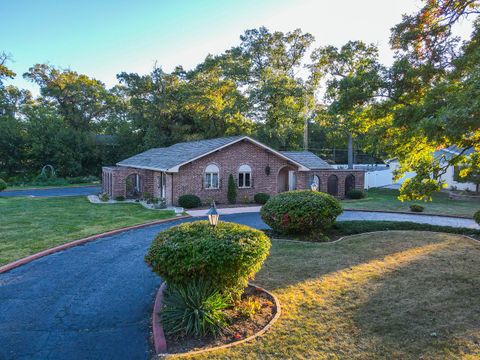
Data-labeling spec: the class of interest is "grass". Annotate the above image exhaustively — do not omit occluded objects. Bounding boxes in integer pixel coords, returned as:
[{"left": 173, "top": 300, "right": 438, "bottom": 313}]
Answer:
[
  {"left": 188, "top": 231, "right": 480, "bottom": 359},
  {"left": 0, "top": 196, "right": 175, "bottom": 265},
  {"left": 342, "top": 187, "right": 480, "bottom": 218}
]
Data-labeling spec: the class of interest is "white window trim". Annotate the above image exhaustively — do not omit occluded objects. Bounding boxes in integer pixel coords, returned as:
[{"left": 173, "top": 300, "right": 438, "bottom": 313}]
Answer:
[
  {"left": 205, "top": 164, "right": 220, "bottom": 190},
  {"left": 238, "top": 165, "right": 252, "bottom": 188}
]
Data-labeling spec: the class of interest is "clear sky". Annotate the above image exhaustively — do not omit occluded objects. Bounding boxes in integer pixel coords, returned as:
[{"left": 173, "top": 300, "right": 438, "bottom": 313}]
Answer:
[{"left": 1, "top": 0, "right": 473, "bottom": 95}]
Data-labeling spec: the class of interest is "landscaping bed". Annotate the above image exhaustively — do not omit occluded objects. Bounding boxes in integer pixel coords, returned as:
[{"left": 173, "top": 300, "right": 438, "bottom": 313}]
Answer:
[
  {"left": 264, "top": 220, "right": 480, "bottom": 242},
  {"left": 163, "top": 285, "right": 277, "bottom": 354}
]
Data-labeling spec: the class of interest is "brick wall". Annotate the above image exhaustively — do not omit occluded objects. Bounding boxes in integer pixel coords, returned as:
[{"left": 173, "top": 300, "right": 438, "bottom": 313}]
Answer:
[
  {"left": 101, "top": 166, "right": 155, "bottom": 198},
  {"left": 297, "top": 169, "right": 365, "bottom": 199},
  {"left": 171, "top": 140, "right": 297, "bottom": 205}
]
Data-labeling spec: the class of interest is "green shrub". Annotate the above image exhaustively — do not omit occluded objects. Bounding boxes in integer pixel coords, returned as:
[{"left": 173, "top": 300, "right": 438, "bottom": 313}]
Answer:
[
  {"left": 0, "top": 178, "right": 7, "bottom": 192},
  {"left": 160, "top": 280, "right": 230, "bottom": 337},
  {"left": 474, "top": 210, "right": 480, "bottom": 225},
  {"left": 178, "top": 194, "right": 201, "bottom": 208},
  {"left": 254, "top": 192, "right": 270, "bottom": 204},
  {"left": 145, "top": 220, "right": 271, "bottom": 300},
  {"left": 227, "top": 174, "right": 237, "bottom": 204},
  {"left": 261, "top": 190, "right": 343, "bottom": 235},
  {"left": 410, "top": 204, "right": 425, "bottom": 212},
  {"left": 346, "top": 189, "right": 366, "bottom": 199},
  {"left": 115, "top": 195, "right": 125, "bottom": 201},
  {"left": 99, "top": 193, "right": 109, "bottom": 202}
]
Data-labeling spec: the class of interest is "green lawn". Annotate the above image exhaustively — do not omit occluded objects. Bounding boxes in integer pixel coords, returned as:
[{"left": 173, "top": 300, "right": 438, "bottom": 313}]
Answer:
[
  {"left": 342, "top": 188, "right": 480, "bottom": 218},
  {"left": 190, "top": 231, "right": 480, "bottom": 359},
  {"left": 0, "top": 196, "right": 175, "bottom": 265}
]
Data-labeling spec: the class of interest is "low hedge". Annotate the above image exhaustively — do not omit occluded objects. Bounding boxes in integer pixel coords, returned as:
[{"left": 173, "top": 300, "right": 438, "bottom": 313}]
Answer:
[
  {"left": 410, "top": 204, "right": 425, "bottom": 212},
  {"left": 145, "top": 220, "right": 271, "bottom": 300},
  {"left": 261, "top": 190, "right": 343, "bottom": 234},
  {"left": 474, "top": 210, "right": 480, "bottom": 225},
  {"left": 346, "top": 189, "right": 366, "bottom": 199},
  {"left": 254, "top": 192, "right": 270, "bottom": 204},
  {"left": 178, "top": 194, "right": 201, "bottom": 208}
]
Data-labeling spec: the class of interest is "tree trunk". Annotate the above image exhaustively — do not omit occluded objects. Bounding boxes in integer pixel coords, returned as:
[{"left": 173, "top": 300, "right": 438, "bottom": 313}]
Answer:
[{"left": 347, "top": 133, "right": 353, "bottom": 169}]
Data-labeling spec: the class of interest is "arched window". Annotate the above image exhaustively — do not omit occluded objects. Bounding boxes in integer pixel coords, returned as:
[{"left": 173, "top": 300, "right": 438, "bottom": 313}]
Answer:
[
  {"left": 327, "top": 174, "right": 338, "bottom": 196},
  {"left": 310, "top": 174, "right": 320, "bottom": 191},
  {"left": 238, "top": 164, "right": 252, "bottom": 188},
  {"left": 205, "top": 164, "right": 219, "bottom": 189},
  {"left": 345, "top": 174, "right": 355, "bottom": 195}
]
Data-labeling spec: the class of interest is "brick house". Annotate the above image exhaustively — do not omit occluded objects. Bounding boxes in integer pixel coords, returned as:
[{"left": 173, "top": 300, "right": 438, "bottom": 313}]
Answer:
[{"left": 102, "top": 136, "right": 364, "bottom": 205}]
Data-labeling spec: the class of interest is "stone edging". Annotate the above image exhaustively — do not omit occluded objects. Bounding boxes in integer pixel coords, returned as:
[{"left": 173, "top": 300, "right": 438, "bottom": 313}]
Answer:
[
  {"left": 0, "top": 215, "right": 191, "bottom": 274},
  {"left": 153, "top": 283, "right": 282, "bottom": 358},
  {"left": 343, "top": 208, "right": 473, "bottom": 219}
]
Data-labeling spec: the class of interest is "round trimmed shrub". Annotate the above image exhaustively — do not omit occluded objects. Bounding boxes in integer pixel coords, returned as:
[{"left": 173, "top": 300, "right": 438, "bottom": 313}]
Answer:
[
  {"left": 254, "top": 192, "right": 270, "bottom": 204},
  {"left": 473, "top": 210, "right": 480, "bottom": 225},
  {"left": 346, "top": 189, "right": 366, "bottom": 199},
  {"left": 261, "top": 190, "right": 343, "bottom": 234},
  {"left": 410, "top": 204, "right": 425, "bottom": 212},
  {"left": 0, "top": 179, "right": 7, "bottom": 192},
  {"left": 145, "top": 220, "right": 271, "bottom": 300},
  {"left": 178, "top": 194, "right": 201, "bottom": 208}
]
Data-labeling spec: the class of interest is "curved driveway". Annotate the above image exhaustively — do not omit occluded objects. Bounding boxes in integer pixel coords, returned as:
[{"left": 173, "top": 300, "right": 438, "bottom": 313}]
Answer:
[
  {"left": 0, "top": 213, "right": 264, "bottom": 360},
  {"left": 0, "top": 211, "right": 477, "bottom": 360}
]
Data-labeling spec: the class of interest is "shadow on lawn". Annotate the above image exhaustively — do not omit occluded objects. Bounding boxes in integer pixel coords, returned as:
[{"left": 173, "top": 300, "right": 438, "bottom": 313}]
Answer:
[
  {"left": 352, "top": 236, "right": 480, "bottom": 358},
  {"left": 251, "top": 232, "right": 480, "bottom": 358}
]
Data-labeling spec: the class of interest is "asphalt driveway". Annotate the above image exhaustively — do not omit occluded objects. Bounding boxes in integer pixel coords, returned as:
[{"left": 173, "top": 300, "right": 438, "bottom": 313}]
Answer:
[
  {"left": 0, "top": 213, "right": 265, "bottom": 360},
  {"left": 0, "top": 186, "right": 101, "bottom": 197}
]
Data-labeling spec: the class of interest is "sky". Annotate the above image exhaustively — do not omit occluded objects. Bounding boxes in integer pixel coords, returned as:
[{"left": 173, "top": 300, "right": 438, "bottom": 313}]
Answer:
[{"left": 1, "top": 0, "right": 474, "bottom": 95}]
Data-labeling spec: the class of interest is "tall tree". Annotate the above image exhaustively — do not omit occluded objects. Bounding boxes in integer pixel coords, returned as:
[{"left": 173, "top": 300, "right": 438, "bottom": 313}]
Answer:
[
  {"left": 310, "top": 41, "right": 383, "bottom": 168},
  {"left": 378, "top": 0, "right": 480, "bottom": 199}
]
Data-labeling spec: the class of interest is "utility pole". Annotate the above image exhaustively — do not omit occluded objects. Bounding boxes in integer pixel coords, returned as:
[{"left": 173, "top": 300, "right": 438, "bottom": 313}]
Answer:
[
  {"left": 303, "top": 116, "right": 308, "bottom": 151},
  {"left": 347, "top": 133, "right": 353, "bottom": 169}
]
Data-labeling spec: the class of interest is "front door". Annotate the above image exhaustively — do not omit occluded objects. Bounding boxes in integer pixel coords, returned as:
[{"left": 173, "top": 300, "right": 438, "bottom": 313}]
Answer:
[
  {"left": 288, "top": 171, "right": 296, "bottom": 191},
  {"left": 158, "top": 172, "right": 166, "bottom": 198}
]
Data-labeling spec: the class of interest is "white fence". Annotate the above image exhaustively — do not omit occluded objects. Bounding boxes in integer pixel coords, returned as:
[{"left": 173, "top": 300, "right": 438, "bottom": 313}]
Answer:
[{"left": 364, "top": 169, "right": 394, "bottom": 189}]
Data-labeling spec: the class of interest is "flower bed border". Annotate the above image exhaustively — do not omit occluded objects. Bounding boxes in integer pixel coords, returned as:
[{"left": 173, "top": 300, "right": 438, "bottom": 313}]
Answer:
[{"left": 152, "top": 282, "right": 281, "bottom": 357}]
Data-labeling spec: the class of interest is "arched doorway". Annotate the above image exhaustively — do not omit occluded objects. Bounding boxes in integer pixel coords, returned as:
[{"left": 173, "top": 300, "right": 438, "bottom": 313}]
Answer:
[
  {"left": 345, "top": 174, "right": 355, "bottom": 195},
  {"left": 277, "top": 166, "right": 296, "bottom": 192},
  {"left": 310, "top": 174, "right": 320, "bottom": 191},
  {"left": 327, "top": 174, "right": 338, "bottom": 196},
  {"left": 125, "top": 173, "right": 143, "bottom": 198}
]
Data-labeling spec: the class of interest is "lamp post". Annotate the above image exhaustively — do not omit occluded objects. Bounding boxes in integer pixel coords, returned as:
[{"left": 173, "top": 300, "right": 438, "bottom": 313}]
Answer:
[
  {"left": 206, "top": 201, "right": 220, "bottom": 227},
  {"left": 310, "top": 179, "right": 318, "bottom": 192}
]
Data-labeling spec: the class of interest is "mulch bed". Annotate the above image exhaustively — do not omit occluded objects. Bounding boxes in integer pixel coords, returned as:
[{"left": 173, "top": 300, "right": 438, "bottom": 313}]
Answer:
[{"left": 164, "top": 285, "right": 276, "bottom": 354}]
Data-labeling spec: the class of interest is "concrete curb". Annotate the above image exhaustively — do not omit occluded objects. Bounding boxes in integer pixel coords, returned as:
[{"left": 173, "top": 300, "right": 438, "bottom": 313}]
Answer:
[
  {"left": 343, "top": 208, "right": 474, "bottom": 219},
  {"left": 153, "top": 283, "right": 281, "bottom": 358},
  {"left": 0, "top": 215, "right": 191, "bottom": 274}
]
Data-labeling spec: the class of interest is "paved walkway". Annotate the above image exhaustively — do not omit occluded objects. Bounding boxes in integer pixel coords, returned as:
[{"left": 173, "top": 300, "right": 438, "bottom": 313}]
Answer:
[
  {"left": 188, "top": 207, "right": 479, "bottom": 229},
  {"left": 0, "top": 186, "right": 101, "bottom": 198}
]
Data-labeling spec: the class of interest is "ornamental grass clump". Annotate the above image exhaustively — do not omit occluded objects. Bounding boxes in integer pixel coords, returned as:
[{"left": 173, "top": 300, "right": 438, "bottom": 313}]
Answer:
[
  {"left": 261, "top": 190, "right": 343, "bottom": 235},
  {"left": 145, "top": 220, "right": 271, "bottom": 301}
]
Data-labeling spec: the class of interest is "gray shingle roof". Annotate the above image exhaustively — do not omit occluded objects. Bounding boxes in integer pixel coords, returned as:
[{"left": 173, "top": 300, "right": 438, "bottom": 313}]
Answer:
[
  {"left": 280, "top": 151, "right": 332, "bottom": 169},
  {"left": 117, "top": 136, "right": 244, "bottom": 171}
]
